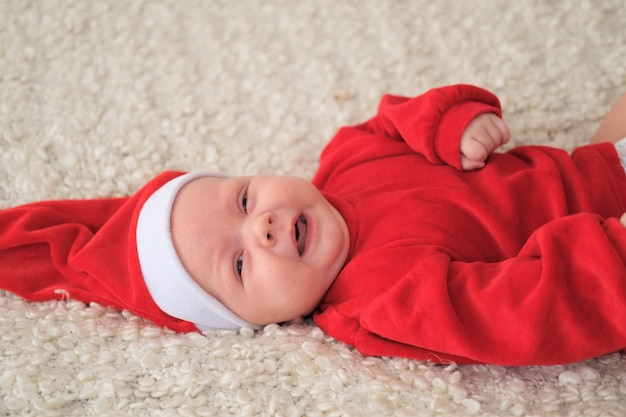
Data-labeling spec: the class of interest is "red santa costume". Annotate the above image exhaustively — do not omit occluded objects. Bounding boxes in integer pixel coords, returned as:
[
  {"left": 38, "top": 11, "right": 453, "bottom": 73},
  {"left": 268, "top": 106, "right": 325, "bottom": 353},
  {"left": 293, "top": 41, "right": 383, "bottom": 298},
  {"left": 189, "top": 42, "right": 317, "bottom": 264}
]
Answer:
[
  {"left": 0, "top": 170, "right": 261, "bottom": 332},
  {"left": 312, "top": 84, "right": 626, "bottom": 365}
]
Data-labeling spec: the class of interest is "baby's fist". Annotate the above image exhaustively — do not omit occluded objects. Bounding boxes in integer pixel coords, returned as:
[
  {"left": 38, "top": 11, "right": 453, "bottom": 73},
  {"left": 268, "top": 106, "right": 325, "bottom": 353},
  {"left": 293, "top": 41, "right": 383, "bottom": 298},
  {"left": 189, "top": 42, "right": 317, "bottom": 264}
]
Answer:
[{"left": 460, "top": 113, "right": 510, "bottom": 170}]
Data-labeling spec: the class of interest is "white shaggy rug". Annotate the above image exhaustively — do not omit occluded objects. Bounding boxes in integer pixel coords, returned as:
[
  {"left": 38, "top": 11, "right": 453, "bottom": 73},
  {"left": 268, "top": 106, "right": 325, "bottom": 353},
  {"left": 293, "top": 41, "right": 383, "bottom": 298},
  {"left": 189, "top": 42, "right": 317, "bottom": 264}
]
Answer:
[{"left": 2, "top": 1, "right": 626, "bottom": 416}]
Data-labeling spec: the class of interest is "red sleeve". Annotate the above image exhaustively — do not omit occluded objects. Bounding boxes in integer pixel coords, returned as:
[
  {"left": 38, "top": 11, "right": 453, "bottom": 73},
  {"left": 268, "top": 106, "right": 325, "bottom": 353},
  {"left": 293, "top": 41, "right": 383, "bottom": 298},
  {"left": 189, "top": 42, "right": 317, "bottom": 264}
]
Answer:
[
  {"left": 316, "top": 214, "right": 626, "bottom": 365},
  {"left": 372, "top": 84, "right": 502, "bottom": 169},
  {"left": 314, "top": 85, "right": 503, "bottom": 187}
]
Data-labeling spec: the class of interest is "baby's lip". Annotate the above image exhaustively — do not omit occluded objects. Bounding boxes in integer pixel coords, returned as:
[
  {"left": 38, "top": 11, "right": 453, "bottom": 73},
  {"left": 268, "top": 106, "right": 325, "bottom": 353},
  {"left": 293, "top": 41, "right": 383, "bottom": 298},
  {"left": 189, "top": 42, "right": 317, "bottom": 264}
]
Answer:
[{"left": 294, "top": 214, "right": 308, "bottom": 256}]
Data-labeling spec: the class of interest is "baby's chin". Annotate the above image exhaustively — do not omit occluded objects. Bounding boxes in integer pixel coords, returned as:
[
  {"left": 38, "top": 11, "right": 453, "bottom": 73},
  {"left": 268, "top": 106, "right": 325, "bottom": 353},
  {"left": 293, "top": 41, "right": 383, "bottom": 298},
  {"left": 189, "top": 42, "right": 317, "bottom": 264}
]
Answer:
[
  {"left": 247, "top": 301, "right": 322, "bottom": 327},
  {"left": 282, "top": 317, "right": 304, "bottom": 325}
]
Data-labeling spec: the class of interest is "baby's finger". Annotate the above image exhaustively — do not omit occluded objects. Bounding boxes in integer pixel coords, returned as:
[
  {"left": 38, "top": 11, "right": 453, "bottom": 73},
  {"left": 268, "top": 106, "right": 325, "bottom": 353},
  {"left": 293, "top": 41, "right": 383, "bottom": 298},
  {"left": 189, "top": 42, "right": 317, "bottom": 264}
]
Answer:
[
  {"left": 461, "top": 136, "right": 490, "bottom": 163},
  {"left": 461, "top": 154, "right": 486, "bottom": 171},
  {"left": 479, "top": 115, "right": 508, "bottom": 151},
  {"left": 491, "top": 116, "right": 511, "bottom": 146}
]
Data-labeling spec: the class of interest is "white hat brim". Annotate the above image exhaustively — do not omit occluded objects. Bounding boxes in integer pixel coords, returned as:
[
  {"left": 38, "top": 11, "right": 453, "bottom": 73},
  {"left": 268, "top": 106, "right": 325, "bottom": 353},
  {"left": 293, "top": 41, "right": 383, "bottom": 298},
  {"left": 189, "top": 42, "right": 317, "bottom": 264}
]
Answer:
[{"left": 136, "top": 171, "right": 262, "bottom": 331}]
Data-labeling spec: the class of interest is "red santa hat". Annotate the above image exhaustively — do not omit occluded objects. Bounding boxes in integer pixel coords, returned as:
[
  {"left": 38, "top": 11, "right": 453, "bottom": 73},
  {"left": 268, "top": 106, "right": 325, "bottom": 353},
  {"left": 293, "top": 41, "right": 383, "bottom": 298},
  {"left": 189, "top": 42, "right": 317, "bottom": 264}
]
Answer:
[{"left": 0, "top": 170, "right": 261, "bottom": 332}]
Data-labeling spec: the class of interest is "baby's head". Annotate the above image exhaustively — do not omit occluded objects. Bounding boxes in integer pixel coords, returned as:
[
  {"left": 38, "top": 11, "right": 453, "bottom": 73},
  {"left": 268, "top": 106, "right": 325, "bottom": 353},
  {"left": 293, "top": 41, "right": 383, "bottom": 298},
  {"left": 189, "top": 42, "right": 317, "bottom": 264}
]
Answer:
[{"left": 137, "top": 172, "right": 350, "bottom": 330}]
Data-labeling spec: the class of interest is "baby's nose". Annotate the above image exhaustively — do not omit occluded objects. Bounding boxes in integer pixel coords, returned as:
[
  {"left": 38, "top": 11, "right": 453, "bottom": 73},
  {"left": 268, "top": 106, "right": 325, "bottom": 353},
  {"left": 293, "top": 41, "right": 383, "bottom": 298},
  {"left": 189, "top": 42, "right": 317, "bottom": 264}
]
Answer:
[{"left": 253, "top": 212, "right": 276, "bottom": 247}]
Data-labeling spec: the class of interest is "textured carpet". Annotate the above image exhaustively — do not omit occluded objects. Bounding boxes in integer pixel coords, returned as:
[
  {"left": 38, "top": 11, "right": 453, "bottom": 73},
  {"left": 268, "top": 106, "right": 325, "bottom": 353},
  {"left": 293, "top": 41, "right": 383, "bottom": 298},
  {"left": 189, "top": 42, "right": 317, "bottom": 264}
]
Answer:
[{"left": 2, "top": 1, "right": 626, "bottom": 416}]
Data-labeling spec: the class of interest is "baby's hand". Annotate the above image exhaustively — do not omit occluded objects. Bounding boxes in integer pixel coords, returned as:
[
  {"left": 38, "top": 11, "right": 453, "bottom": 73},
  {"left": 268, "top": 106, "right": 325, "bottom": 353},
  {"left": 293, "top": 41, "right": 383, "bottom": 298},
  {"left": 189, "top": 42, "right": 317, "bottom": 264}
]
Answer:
[
  {"left": 460, "top": 113, "right": 510, "bottom": 171},
  {"left": 620, "top": 213, "right": 626, "bottom": 227}
]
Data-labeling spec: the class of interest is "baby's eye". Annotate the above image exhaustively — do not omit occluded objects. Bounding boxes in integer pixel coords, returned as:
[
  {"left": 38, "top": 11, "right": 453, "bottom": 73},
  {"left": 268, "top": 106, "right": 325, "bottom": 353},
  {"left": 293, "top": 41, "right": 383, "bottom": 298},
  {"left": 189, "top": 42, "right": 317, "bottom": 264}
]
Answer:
[
  {"left": 236, "top": 255, "right": 244, "bottom": 277},
  {"left": 241, "top": 192, "right": 248, "bottom": 214}
]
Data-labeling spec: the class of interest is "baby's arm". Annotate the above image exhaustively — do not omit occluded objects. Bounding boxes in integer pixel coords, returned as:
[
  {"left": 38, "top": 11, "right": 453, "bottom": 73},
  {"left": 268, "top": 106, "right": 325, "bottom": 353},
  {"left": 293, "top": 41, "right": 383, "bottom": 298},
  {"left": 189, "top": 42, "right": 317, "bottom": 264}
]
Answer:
[
  {"left": 346, "top": 213, "right": 626, "bottom": 365},
  {"left": 370, "top": 85, "right": 503, "bottom": 170},
  {"left": 459, "top": 113, "right": 510, "bottom": 170}
]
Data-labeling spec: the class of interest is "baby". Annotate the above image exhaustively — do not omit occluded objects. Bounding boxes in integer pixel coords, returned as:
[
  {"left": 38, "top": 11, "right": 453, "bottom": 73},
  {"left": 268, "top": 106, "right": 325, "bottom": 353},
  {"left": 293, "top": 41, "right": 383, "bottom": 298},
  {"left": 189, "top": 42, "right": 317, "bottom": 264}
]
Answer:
[{"left": 2, "top": 84, "right": 626, "bottom": 366}]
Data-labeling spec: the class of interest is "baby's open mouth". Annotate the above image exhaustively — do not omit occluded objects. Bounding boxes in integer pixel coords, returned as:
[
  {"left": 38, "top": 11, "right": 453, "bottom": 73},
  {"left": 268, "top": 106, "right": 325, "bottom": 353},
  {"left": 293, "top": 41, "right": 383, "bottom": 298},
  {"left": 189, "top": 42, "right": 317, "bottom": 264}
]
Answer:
[{"left": 295, "top": 215, "right": 308, "bottom": 256}]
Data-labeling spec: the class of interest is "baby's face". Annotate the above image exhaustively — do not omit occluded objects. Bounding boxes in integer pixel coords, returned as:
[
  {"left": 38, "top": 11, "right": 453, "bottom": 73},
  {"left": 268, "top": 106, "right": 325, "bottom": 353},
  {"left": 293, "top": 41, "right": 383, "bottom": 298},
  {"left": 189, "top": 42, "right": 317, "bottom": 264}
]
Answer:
[{"left": 170, "top": 175, "right": 350, "bottom": 325}]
